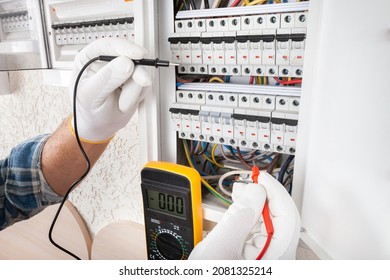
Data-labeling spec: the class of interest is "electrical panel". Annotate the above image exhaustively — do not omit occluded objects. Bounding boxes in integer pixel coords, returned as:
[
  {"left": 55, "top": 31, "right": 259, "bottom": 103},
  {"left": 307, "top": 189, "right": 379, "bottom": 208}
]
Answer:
[
  {"left": 0, "top": 0, "right": 49, "bottom": 71},
  {"left": 168, "top": 2, "right": 308, "bottom": 156},
  {"left": 43, "top": 0, "right": 137, "bottom": 69}
]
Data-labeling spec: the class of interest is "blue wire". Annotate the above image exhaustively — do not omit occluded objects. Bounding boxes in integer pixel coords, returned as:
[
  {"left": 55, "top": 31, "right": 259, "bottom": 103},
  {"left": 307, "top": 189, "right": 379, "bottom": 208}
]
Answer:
[
  {"left": 205, "top": 151, "right": 217, "bottom": 175},
  {"left": 224, "top": 145, "right": 251, "bottom": 155},
  {"left": 191, "top": 156, "right": 208, "bottom": 176},
  {"left": 278, "top": 155, "right": 295, "bottom": 184},
  {"left": 225, "top": 75, "right": 231, "bottom": 83},
  {"left": 261, "top": 153, "right": 274, "bottom": 162},
  {"left": 208, "top": 162, "right": 217, "bottom": 175},
  {"left": 223, "top": 144, "right": 274, "bottom": 162},
  {"left": 192, "top": 140, "right": 198, "bottom": 151}
]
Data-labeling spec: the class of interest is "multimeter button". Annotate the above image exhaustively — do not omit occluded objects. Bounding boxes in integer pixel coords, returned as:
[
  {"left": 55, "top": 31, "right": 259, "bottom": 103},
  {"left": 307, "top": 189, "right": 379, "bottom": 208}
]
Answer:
[{"left": 156, "top": 233, "right": 183, "bottom": 260}]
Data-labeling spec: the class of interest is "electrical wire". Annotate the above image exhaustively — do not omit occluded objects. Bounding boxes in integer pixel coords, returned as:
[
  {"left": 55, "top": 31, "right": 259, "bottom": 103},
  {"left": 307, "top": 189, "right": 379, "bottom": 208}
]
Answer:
[
  {"left": 176, "top": 0, "right": 184, "bottom": 12},
  {"left": 205, "top": 152, "right": 218, "bottom": 175},
  {"left": 190, "top": 139, "right": 195, "bottom": 155},
  {"left": 218, "top": 170, "right": 252, "bottom": 196},
  {"left": 204, "top": 0, "right": 210, "bottom": 8},
  {"left": 251, "top": 151, "right": 274, "bottom": 163},
  {"left": 219, "top": 0, "right": 230, "bottom": 7},
  {"left": 48, "top": 57, "right": 101, "bottom": 260},
  {"left": 278, "top": 155, "right": 295, "bottom": 184},
  {"left": 220, "top": 146, "right": 244, "bottom": 165},
  {"left": 194, "top": 141, "right": 201, "bottom": 154},
  {"left": 236, "top": 147, "right": 252, "bottom": 169},
  {"left": 209, "top": 76, "right": 225, "bottom": 83},
  {"left": 283, "top": 171, "right": 294, "bottom": 186},
  {"left": 196, "top": 141, "right": 209, "bottom": 155},
  {"left": 189, "top": 0, "right": 197, "bottom": 9},
  {"left": 230, "top": 0, "right": 242, "bottom": 7},
  {"left": 211, "top": 144, "right": 225, "bottom": 169},
  {"left": 221, "top": 145, "right": 260, "bottom": 165},
  {"left": 182, "top": 0, "right": 191, "bottom": 10},
  {"left": 182, "top": 139, "right": 232, "bottom": 206},
  {"left": 191, "top": 155, "right": 209, "bottom": 176},
  {"left": 266, "top": 153, "right": 281, "bottom": 174},
  {"left": 247, "top": 0, "right": 268, "bottom": 6},
  {"left": 212, "top": 0, "right": 221, "bottom": 8},
  {"left": 273, "top": 77, "right": 302, "bottom": 85}
]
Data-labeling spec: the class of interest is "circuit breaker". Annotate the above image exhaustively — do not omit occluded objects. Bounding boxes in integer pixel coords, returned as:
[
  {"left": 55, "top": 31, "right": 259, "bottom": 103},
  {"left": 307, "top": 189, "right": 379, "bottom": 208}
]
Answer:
[
  {"left": 0, "top": 0, "right": 49, "bottom": 71},
  {"left": 43, "top": 0, "right": 138, "bottom": 69}
]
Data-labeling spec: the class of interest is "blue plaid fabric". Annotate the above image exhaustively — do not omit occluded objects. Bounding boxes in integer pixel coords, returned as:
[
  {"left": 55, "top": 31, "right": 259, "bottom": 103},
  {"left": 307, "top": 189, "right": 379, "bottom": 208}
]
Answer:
[{"left": 0, "top": 135, "right": 63, "bottom": 230}]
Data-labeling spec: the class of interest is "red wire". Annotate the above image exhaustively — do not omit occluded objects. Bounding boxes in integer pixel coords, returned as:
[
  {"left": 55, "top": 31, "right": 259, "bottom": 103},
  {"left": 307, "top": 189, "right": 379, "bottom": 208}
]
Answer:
[
  {"left": 230, "top": 0, "right": 241, "bottom": 7},
  {"left": 249, "top": 76, "right": 254, "bottom": 84},
  {"left": 256, "top": 203, "right": 274, "bottom": 260},
  {"left": 273, "top": 77, "right": 302, "bottom": 85},
  {"left": 252, "top": 165, "right": 274, "bottom": 260},
  {"left": 274, "top": 77, "right": 303, "bottom": 85}
]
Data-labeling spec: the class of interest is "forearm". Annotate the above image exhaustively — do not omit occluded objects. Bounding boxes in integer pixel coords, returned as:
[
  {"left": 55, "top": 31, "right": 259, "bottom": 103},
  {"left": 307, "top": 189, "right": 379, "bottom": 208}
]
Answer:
[{"left": 41, "top": 117, "right": 110, "bottom": 197}]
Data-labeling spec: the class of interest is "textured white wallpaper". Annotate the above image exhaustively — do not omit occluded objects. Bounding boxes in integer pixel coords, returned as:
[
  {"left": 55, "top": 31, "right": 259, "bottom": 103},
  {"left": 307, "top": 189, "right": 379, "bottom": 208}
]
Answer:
[{"left": 0, "top": 70, "right": 143, "bottom": 238}]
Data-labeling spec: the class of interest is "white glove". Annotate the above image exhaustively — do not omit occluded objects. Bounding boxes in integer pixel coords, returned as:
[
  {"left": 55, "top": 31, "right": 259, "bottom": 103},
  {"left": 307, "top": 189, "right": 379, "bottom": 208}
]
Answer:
[
  {"left": 189, "top": 172, "right": 300, "bottom": 260},
  {"left": 243, "top": 172, "right": 301, "bottom": 260},
  {"left": 189, "top": 182, "right": 266, "bottom": 259},
  {"left": 69, "top": 38, "right": 152, "bottom": 143}
]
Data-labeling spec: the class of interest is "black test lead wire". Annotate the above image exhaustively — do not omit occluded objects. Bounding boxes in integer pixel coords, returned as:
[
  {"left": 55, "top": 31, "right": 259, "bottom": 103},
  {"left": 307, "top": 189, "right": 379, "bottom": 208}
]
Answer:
[{"left": 48, "top": 57, "right": 175, "bottom": 260}]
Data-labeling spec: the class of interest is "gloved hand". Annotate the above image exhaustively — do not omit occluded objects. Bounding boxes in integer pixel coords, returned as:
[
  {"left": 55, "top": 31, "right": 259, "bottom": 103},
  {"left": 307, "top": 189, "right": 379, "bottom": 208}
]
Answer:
[
  {"left": 189, "top": 172, "right": 301, "bottom": 260},
  {"left": 189, "top": 182, "right": 266, "bottom": 259},
  {"left": 69, "top": 38, "right": 152, "bottom": 143}
]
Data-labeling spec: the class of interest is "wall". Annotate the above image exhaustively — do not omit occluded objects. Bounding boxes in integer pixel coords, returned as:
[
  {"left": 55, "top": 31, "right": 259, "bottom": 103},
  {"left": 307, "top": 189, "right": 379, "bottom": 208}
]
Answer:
[
  {"left": 0, "top": 70, "right": 144, "bottom": 238},
  {"left": 294, "top": 0, "right": 390, "bottom": 259}
]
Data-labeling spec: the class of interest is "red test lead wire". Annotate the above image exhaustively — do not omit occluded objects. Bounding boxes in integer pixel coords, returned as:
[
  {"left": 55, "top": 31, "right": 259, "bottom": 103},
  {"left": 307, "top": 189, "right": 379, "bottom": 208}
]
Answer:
[{"left": 251, "top": 165, "right": 274, "bottom": 260}]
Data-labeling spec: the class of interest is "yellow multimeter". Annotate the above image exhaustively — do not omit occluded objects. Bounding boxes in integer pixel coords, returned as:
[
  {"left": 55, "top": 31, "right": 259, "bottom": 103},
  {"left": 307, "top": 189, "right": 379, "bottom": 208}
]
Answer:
[{"left": 141, "top": 161, "right": 203, "bottom": 260}]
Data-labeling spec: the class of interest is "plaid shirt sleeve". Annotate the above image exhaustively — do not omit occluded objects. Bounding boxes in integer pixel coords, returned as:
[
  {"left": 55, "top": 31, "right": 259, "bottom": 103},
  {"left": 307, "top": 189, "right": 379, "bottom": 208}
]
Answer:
[{"left": 0, "top": 134, "right": 63, "bottom": 230}]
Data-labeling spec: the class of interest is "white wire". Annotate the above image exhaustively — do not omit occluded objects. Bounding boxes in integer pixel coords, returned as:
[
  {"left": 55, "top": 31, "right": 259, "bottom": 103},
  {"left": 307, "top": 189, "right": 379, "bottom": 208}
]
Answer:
[
  {"left": 194, "top": 141, "right": 201, "bottom": 154},
  {"left": 212, "top": 0, "right": 221, "bottom": 8},
  {"left": 218, "top": 170, "right": 253, "bottom": 197},
  {"left": 222, "top": 164, "right": 244, "bottom": 170}
]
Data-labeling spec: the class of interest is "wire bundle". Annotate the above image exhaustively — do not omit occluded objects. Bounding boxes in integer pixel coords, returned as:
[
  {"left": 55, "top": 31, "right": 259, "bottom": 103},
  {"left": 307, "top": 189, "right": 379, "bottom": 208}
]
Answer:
[{"left": 181, "top": 139, "right": 293, "bottom": 207}]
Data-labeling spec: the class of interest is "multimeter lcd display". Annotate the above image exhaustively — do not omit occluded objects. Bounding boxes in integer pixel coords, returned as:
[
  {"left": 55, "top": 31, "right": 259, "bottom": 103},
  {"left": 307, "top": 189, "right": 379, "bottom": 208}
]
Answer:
[{"left": 146, "top": 189, "right": 186, "bottom": 218}]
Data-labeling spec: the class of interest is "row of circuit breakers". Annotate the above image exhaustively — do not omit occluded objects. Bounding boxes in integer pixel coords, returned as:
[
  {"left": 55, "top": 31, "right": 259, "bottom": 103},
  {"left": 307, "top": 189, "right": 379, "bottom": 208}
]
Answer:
[
  {"left": 170, "top": 89, "right": 299, "bottom": 155},
  {"left": 169, "top": 11, "right": 307, "bottom": 77},
  {"left": 51, "top": 16, "right": 135, "bottom": 46},
  {"left": 1, "top": 11, "right": 30, "bottom": 33}
]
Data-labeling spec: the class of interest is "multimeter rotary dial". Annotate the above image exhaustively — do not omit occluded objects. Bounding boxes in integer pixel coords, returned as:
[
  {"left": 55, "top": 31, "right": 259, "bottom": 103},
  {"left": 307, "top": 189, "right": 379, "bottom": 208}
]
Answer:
[
  {"left": 152, "top": 229, "right": 189, "bottom": 260},
  {"left": 141, "top": 162, "right": 202, "bottom": 260}
]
